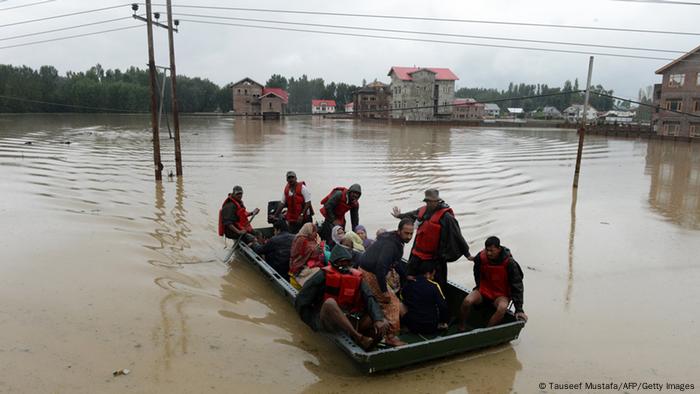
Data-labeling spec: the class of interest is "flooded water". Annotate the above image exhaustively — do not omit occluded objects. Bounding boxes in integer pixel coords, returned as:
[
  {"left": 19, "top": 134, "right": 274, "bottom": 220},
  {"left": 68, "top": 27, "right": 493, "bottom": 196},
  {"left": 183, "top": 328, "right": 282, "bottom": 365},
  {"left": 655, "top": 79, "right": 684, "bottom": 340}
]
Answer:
[{"left": 1, "top": 114, "right": 698, "bottom": 393}]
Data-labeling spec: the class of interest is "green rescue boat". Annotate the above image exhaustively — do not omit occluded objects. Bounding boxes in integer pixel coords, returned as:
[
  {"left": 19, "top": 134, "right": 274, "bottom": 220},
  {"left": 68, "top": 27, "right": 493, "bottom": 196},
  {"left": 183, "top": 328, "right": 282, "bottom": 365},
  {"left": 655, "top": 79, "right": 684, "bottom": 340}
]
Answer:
[{"left": 229, "top": 227, "right": 525, "bottom": 374}]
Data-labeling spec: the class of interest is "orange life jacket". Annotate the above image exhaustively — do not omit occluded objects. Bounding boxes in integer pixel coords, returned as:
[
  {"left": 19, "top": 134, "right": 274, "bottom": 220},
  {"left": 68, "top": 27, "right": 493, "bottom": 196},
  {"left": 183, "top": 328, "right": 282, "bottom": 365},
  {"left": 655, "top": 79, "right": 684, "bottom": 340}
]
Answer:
[
  {"left": 284, "top": 181, "right": 306, "bottom": 222},
  {"left": 477, "top": 250, "right": 511, "bottom": 300},
  {"left": 218, "top": 195, "right": 253, "bottom": 236},
  {"left": 319, "top": 187, "right": 358, "bottom": 227},
  {"left": 412, "top": 206, "right": 453, "bottom": 260},
  {"left": 322, "top": 265, "right": 364, "bottom": 313}
]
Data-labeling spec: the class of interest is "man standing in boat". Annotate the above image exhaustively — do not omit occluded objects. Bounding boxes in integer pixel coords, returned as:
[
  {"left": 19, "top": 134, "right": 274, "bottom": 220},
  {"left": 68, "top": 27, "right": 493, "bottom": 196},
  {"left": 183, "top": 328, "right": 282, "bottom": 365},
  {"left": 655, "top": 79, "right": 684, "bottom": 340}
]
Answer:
[
  {"left": 392, "top": 189, "right": 472, "bottom": 289},
  {"left": 459, "top": 236, "right": 527, "bottom": 328},
  {"left": 319, "top": 183, "right": 362, "bottom": 243},
  {"left": 295, "top": 245, "right": 388, "bottom": 351},
  {"left": 271, "top": 171, "right": 313, "bottom": 234},
  {"left": 219, "top": 185, "right": 259, "bottom": 244}
]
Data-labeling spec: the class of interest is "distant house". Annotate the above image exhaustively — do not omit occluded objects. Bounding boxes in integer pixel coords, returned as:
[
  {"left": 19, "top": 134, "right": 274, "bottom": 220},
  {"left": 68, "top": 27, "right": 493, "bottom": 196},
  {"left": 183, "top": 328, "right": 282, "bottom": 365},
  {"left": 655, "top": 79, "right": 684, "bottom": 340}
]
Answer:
[
  {"left": 231, "top": 77, "right": 288, "bottom": 118},
  {"left": 311, "top": 99, "right": 336, "bottom": 114},
  {"left": 652, "top": 44, "right": 700, "bottom": 137},
  {"left": 452, "top": 98, "right": 485, "bottom": 120},
  {"left": 532, "top": 106, "right": 563, "bottom": 120},
  {"left": 344, "top": 102, "right": 354, "bottom": 113},
  {"left": 484, "top": 103, "right": 500, "bottom": 118},
  {"left": 388, "top": 66, "right": 458, "bottom": 121},
  {"left": 599, "top": 110, "right": 634, "bottom": 125},
  {"left": 563, "top": 104, "right": 598, "bottom": 123},
  {"left": 353, "top": 81, "right": 391, "bottom": 119},
  {"left": 507, "top": 108, "right": 525, "bottom": 118}
]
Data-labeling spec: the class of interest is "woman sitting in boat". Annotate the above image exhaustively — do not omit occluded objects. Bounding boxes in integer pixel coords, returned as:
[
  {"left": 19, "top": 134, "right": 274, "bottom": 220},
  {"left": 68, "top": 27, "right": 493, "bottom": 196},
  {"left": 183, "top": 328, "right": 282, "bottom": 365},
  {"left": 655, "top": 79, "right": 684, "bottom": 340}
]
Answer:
[
  {"left": 354, "top": 225, "right": 374, "bottom": 249},
  {"left": 339, "top": 231, "right": 365, "bottom": 267},
  {"left": 294, "top": 245, "right": 388, "bottom": 351},
  {"left": 289, "top": 223, "right": 326, "bottom": 289}
]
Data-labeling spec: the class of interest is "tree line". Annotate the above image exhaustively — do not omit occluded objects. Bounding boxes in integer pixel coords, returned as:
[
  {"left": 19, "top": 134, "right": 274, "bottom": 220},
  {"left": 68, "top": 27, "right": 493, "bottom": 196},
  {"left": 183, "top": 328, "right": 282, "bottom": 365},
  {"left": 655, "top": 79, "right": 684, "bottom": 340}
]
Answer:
[
  {"left": 455, "top": 80, "right": 615, "bottom": 112},
  {"left": 1, "top": 63, "right": 619, "bottom": 114}
]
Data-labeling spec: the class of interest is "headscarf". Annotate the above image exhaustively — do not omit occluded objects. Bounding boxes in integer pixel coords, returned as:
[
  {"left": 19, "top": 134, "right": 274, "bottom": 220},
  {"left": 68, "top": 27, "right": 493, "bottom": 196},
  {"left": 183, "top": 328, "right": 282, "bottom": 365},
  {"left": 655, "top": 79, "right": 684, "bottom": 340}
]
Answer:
[
  {"left": 343, "top": 231, "right": 365, "bottom": 252},
  {"left": 354, "top": 225, "right": 374, "bottom": 249},
  {"left": 289, "top": 223, "right": 323, "bottom": 275},
  {"left": 331, "top": 225, "right": 345, "bottom": 246}
]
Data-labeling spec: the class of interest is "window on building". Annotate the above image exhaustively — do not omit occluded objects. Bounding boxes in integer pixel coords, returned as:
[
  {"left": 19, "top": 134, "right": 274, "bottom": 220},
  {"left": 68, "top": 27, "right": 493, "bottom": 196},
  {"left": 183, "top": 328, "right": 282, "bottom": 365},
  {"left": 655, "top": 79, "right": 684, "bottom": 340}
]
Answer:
[
  {"left": 664, "top": 123, "right": 680, "bottom": 136},
  {"left": 690, "top": 124, "right": 700, "bottom": 137},
  {"left": 694, "top": 99, "right": 700, "bottom": 112},
  {"left": 697, "top": 73, "right": 700, "bottom": 86},
  {"left": 669, "top": 74, "right": 685, "bottom": 87},
  {"left": 666, "top": 99, "right": 682, "bottom": 111}
]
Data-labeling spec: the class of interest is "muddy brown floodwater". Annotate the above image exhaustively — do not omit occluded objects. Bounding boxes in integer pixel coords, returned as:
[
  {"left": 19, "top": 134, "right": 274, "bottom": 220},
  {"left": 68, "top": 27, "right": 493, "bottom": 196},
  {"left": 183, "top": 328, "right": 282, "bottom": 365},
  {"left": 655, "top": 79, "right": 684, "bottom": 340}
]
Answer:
[{"left": 0, "top": 114, "right": 698, "bottom": 393}]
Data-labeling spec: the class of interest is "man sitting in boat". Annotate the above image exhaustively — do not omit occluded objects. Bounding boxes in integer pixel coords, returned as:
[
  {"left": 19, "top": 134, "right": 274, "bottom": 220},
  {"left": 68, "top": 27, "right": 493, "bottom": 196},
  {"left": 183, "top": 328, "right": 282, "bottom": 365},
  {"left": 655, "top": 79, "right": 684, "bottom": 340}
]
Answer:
[
  {"left": 459, "top": 236, "right": 528, "bottom": 329},
  {"left": 400, "top": 261, "right": 449, "bottom": 335},
  {"left": 319, "top": 184, "right": 362, "bottom": 243},
  {"left": 251, "top": 219, "right": 295, "bottom": 281},
  {"left": 392, "top": 189, "right": 472, "bottom": 289},
  {"left": 295, "top": 245, "right": 388, "bottom": 351},
  {"left": 219, "top": 185, "right": 260, "bottom": 244},
  {"left": 357, "top": 218, "right": 414, "bottom": 347},
  {"left": 270, "top": 171, "right": 313, "bottom": 234}
]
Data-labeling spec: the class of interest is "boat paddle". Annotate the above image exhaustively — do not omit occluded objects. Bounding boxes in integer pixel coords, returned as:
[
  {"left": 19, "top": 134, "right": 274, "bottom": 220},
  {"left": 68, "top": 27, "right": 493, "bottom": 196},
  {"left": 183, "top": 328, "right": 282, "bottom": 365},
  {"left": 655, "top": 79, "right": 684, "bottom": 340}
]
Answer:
[{"left": 223, "top": 210, "right": 259, "bottom": 263}]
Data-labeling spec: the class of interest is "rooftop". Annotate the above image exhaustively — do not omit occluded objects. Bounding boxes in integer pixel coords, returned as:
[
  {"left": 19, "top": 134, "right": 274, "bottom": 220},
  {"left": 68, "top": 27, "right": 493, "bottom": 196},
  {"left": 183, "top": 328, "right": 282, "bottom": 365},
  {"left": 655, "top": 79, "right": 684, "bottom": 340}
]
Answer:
[{"left": 388, "top": 66, "right": 459, "bottom": 81}]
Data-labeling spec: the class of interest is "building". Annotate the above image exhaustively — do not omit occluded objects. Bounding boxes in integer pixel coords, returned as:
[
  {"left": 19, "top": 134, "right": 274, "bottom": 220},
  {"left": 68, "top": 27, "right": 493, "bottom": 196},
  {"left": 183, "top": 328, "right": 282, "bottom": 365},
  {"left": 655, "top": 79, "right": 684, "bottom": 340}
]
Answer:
[
  {"left": 353, "top": 81, "right": 392, "bottom": 119},
  {"left": 531, "top": 106, "right": 563, "bottom": 120},
  {"left": 231, "top": 77, "right": 288, "bottom": 118},
  {"left": 388, "top": 66, "right": 458, "bottom": 121},
  {"left": 653, "top": 44, "right": 700, "bottom": 137},
  {"left": 344, "top": 102, "right": 354, "bottom": 113},
  {"left": 231, "top": 77, "right": 263, "bottom": 115},
  {"left": 484, "top": 103, "right": 501, "bottom": 118},
  {"left": 311, "top": 99, "right": 336, "bottom": 114},
  {"left": 563, "top": 104, "right": 598, "bottom": 123},
  {"left": 598, "top": 110, "right": 635, "bottom": 125},
  {"left": 507, "top": 108, "right": 525, "bottom": 118},
  {"left": 452, "top": 98, "right": 485, "bottom": 120}
]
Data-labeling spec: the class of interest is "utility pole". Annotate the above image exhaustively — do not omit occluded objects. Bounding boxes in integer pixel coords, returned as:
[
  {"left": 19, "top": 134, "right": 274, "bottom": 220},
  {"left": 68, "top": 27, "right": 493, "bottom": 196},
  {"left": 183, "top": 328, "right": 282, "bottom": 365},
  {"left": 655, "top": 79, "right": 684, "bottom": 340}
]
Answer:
[
  {"left": 573, "top": 56, "right": 594, "bottom": 188},
  {"left": 145, "top": 0, "right": 162, "bottom": 181},
  {"left": 166, "top": 0, "right": 183, "bottom": 176}
]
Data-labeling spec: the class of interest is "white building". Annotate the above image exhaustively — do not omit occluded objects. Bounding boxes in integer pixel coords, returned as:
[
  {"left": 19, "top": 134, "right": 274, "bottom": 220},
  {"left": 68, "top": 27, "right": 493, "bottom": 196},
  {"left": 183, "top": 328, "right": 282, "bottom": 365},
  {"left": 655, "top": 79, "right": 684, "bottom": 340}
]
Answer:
[
  {"left": 484, "top": 103, "right": 501, "bottom": 118},
  {"left": 311, "top": 99, "right": 336, "bottom": 114},
  {"left": 563, "top": 104, "right": 598, "bottom": 123}
]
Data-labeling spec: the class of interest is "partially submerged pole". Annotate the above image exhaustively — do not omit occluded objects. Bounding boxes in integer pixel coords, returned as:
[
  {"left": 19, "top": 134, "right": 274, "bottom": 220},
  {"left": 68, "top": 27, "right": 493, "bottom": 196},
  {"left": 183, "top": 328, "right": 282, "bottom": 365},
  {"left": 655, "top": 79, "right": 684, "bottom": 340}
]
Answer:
[
  {"left": 145, "top": 0, "right": 162, "bottom": 181},
  {"left": 166, "top": 0, "right": 183, "bottom": 177},
  {"left": 573, "top": 56, "right": 594, "bottom": 188}
]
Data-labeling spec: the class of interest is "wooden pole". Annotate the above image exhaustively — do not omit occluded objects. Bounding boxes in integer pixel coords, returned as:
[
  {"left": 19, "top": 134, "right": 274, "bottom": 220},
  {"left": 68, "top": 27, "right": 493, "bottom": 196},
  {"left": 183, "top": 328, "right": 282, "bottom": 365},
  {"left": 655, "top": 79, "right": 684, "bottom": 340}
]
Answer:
[
  {"left": 573, "top": 56, "right": 594, "bottom": 188},
  {"left": 166, "top": 0, "right": 183, "bottom": 176},
  {"left": 145, "top": 0, "right": 162, "bottom": 181}
]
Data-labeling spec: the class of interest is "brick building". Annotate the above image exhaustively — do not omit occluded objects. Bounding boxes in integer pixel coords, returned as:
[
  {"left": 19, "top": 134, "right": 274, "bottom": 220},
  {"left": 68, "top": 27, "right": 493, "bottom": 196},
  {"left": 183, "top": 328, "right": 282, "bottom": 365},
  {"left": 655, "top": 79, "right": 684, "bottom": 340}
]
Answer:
[
  {"left": 388, "top": 66, "right": 458, "bottom": 121},
  {"left": 452, "top": 98, "right": 485, "bottom": 120},
  {"left": 231, "top": 78, "right": 288, "bottom": 118},
  {"left": 653, "top": 44, "right": 700, "bottom": 137},
  {"left": 353, "top": 81, "right": 391, "bottom": 119}
]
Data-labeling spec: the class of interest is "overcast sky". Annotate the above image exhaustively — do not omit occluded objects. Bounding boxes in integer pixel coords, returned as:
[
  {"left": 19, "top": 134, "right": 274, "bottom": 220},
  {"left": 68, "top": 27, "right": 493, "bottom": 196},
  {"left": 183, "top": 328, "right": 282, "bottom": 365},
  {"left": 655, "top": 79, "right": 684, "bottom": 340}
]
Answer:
[{"left": 2, "top": 0, "right": 699, "bottom": 99}]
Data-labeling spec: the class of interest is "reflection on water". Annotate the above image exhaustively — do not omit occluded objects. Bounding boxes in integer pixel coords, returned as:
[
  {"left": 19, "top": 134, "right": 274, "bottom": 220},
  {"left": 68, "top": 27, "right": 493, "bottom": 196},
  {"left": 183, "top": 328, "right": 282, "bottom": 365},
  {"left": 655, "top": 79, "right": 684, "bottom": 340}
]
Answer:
[{"left": 645, "top": 141, "right": 700, "bottom": 229}]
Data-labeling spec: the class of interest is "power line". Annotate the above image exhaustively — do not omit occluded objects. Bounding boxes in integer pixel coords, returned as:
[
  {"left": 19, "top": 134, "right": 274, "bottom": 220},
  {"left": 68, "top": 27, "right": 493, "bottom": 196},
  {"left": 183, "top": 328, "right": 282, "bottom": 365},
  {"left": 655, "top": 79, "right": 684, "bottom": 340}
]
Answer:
[
  {"left": 0, "top": 0, "right": 54, "bottom": 11},
  {"left": 613, "top": 0, "right": 700, "bottom": 5},
  {"left": 0, "top": 25, "right": 141, "bottom": 50},
  {"left": 0, "top": 94, "right": 148, "bottom": 113},
  {"left": 180, "top": 19, "right": 697, "bottom": 64},
  {"left": 177, "top": 12, "right": 687, "bottom": 55},
  {"left": 0, "top": 16, "right": 133, "bottom": 42},
  {"left": 589, "top": 91, "right": 700, "bottom": 119},
  {"left": 0, "top": 4, "right": 126, "bottom": 28},
  {"left": 155, "top": 3, "right": 700, "bottom": 37}
]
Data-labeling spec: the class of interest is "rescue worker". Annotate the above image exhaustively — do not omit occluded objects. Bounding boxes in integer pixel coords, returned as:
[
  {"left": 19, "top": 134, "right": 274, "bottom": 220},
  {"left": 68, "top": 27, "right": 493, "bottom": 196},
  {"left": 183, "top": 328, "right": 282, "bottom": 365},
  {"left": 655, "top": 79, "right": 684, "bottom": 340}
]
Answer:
[
  {"left": 459, "top": 236, "right": 527, "bottom": 329},
  {"left": 295, "top": 245, "right": 388, "bottom": 351},
  {"left": 319, "top": 183, "right": 361, "bottom": 243},
  {"left": 271, "top": 171, "right": 312, "bottom": 234},
  {"left": 392, "top": 189, "right": 472, "bottom": 289},
  {"left": 219, "top": 185, "right": 260, "bottom": 244}
]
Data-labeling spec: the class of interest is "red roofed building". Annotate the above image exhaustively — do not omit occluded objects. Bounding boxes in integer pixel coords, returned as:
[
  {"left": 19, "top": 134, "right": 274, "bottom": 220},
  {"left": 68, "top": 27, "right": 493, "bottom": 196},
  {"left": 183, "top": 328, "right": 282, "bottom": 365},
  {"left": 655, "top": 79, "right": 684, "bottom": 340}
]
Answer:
[
  {"left": 388, "top": 66, "right": 458, "bottom": 121},
  {"left": 452, "top": 98, "right": 485, "bottom": 120},
  {"left": 231, "top": 77, "right": 288, "bottom": 119},
  {"left": 311, "top": 99, "right": 336, "bottom": 114}
]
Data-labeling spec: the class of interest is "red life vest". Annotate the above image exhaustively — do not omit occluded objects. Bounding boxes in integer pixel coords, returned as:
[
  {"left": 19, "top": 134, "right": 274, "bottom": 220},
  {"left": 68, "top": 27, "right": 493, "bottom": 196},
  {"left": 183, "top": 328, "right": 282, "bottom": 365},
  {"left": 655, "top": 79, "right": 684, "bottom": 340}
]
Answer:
[
  {"left": 218, "top": 195, "right": 253, "bottom": 235},
  {"left": 319, "top": 187, "right": 358, "bottom": 227},
  {"left": 412, "top": 206, "right": 453, "bottom": 260},
  {"left": 477, "top": 250, "right": 511, "bottom": 300},
  {"left": 284, "top": 181, "right": 306, "bottom": 222},
  {"left": 322, "top": 265, "right": 364, "bottom": 313}
]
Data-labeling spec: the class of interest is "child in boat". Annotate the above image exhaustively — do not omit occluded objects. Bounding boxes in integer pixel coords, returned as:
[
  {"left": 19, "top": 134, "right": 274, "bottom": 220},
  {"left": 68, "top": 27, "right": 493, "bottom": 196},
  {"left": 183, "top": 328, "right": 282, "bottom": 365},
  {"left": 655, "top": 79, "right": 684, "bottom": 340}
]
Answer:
[{"left": 400, "top": 261, "right": 449, "bottom": 335}]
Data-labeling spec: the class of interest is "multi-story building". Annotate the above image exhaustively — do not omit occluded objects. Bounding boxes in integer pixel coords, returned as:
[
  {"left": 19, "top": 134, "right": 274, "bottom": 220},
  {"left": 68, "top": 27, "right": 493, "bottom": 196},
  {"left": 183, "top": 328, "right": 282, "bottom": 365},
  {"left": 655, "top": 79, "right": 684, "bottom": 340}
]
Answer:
[
  {"left": 484, "top": 103, "right": 501, "bottom": 118},
  {"left": 452, "top": 98, "right": 485, "bottom": 120},
  {"left": 388, "top": 66, "right": 458, "bottom": 121},
  {"left": 231, "top": 77, "right": 288, "bottom": 118},
  {"left": 653, "top": 44, "right": 700, "bottom": 137},
  {"left": 353, "top": 81, "right": 392, "bottom": 119}
]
